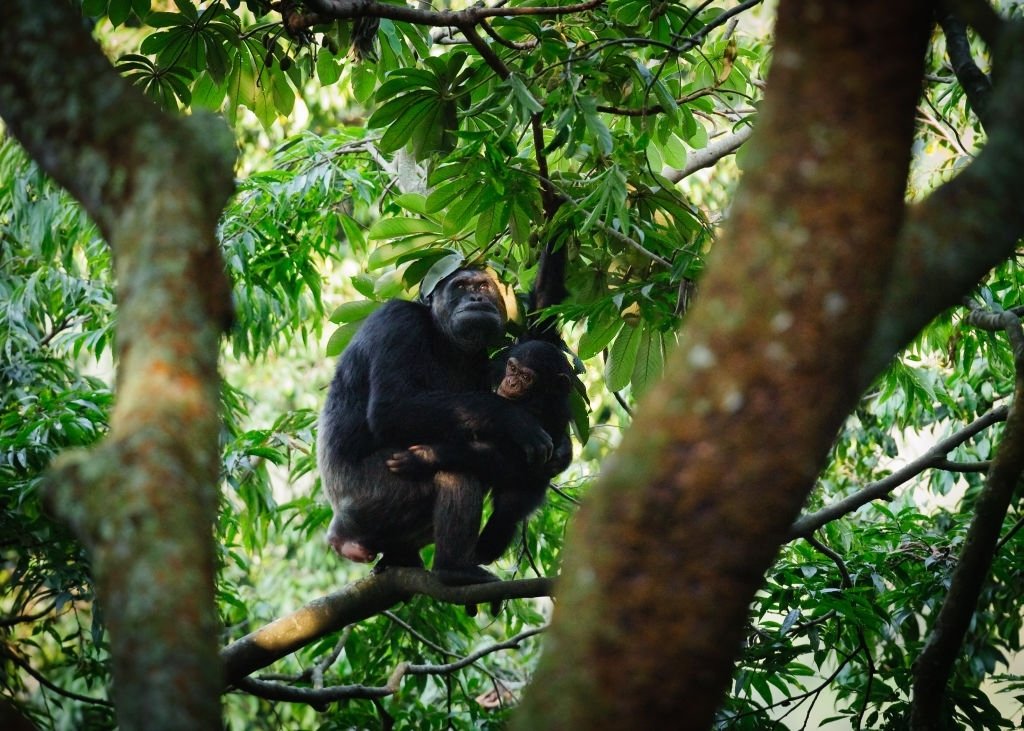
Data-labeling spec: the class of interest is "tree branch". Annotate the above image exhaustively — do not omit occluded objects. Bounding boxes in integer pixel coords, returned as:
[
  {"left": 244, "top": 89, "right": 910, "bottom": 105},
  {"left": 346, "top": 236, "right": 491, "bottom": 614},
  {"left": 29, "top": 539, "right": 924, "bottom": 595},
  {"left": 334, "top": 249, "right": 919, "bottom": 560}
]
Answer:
[
  {"left": 236, "top": 663, "right": 408, "bottom": 704},
  {"left": 220, "top": 568, "right": 554, "bottom": 686},
  {"left": 859, "top": 21, "right": 1024, "bottom": 388},
  {"left": 298, "top": 0, "right": 605, "bottom": 29},
  {"left": 235, "top": 624, "right": 545, "bottom": 706},
  {"left": 910, "top": 303, "right": 1024, "bottom": 729},
  {"left": 936, "top": 5, "right": 993, "bottom": 128},
  {"left": 790, "top": 406, "right": 1008, "bottom": 538},
  {"left": 664, "top": 124, "right": 755, "bottom": 183}
]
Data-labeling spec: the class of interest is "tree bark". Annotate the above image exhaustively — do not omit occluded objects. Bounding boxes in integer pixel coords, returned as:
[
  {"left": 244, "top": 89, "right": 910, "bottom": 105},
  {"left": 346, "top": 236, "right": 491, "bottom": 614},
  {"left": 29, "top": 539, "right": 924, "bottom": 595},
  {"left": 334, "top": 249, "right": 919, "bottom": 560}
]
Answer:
[
  {"left": 859, "top": 21, "right": 1024, "bottom": 386},
  {"left": 0, "top": 3, "right": 235, "bottom": 729},
  {"left": 514, "top": 2, "right": 931, "bottom": 729},
  {"left": 910, "top": 306, "right": 1024, "bottom": 729}
]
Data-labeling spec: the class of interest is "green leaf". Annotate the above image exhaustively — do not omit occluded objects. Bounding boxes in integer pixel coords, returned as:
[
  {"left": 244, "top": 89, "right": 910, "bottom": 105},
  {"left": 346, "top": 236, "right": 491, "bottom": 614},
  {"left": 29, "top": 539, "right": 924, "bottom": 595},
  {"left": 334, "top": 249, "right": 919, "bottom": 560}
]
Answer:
[
  {"left": 328, "top": 300, "right": 381, "bottom": 324},
  {"left": 271, "top": 68, "right": 295, "bottom": 116},
  {"left": 351, "top": 63, "right": 377, "bottom": 103},
  {"left": 426, "top": 177, "right": 472, "bottom": 213},
  {"left": 377, "top": 98, "right": 436, "bottom": 153},
  {"left": 140, "top": 31, "right": 172, "bottom": 55},
  {"left": 351, "top": 274, "right": 376, "bottom": 298},
  {"left": 317, "top": 47, "right": 342, "bottom": 86},
  {"left": 661, "top": 133, "right": 688, "bottom": 169},
  {"left": 685, "top": 117, "right": 709, "bottom": 149},
  {"left": 367, "top": 239, "right": 435, "bottom": 269},
  {"left": 606, "top": 323, "right": 642, "bottom": 392},
  {"left": 569, "top": 389, "right": 591, "bottom": 445},
  {"left": 579, "top": 316, "right": 623, "bottom": 360},
  {"left": 631, "top": 328, "right": 665, "bottom": 396},
  {"left": 147, "top": 11, "right": 184, "bottom": 27},
  {"left": 393, "top": 193, "right": 429, "bottom": 216},
  {"left": 338, "top": 214, "right": 366, "bottom": 250},
  {"left": 367, "top": 217, "right": 439, "bottom": 240},
  {"left": 82, "top": 0, "right": 109, "bottom": 18},
  {"left": 507, "top": 74, "right": 544, "bottom": 114},
  {"left": 326, "top": 321, "right": 363, "bottom": 357},
  {"left": 108, "top": 0, "right": 132, "bottom": 26},
  {"left": 191, "top": 71, "right": 226, "bottom": 110},
  {"left": 419, "top": 253, "right": 464, "bottom": 298}
]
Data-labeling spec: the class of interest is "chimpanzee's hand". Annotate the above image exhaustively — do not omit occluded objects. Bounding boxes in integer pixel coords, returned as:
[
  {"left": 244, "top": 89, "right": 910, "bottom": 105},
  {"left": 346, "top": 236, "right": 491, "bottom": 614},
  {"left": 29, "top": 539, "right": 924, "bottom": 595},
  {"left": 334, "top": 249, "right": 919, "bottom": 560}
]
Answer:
[
  {"left": 544, "top": 437, "right": 573, "bottom": 478},
  {"left": 386, "top": 445, "right": 439, "bottom": 479},
  {"left": 506, "top": 412, "right": 553, "bottom": 465}
]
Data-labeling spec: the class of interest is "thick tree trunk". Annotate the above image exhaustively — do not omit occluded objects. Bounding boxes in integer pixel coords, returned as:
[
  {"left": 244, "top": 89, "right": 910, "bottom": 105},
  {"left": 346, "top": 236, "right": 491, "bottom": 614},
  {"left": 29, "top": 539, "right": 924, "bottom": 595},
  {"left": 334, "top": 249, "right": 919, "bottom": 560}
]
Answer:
[
  {"left": 514, "top": 2, "right": 931, "bottom": 729},
  {"left": 0, "top": 3, "right": 235, "bottom": 729}
]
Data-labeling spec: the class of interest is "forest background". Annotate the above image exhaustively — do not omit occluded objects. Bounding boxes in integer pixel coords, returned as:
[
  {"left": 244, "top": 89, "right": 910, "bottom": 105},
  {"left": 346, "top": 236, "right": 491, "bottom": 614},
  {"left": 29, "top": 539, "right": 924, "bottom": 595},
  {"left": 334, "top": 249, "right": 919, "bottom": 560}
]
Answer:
[{"left": 4, "top": 1, "right": 1024, "bottom": 730}]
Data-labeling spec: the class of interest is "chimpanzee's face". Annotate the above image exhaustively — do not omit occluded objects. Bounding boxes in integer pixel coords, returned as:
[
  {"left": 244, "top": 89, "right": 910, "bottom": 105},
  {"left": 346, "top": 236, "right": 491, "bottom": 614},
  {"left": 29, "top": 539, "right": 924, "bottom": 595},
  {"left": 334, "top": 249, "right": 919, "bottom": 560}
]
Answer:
[{"left": 432, "top": 269, "right": 506, "bottom": 353}]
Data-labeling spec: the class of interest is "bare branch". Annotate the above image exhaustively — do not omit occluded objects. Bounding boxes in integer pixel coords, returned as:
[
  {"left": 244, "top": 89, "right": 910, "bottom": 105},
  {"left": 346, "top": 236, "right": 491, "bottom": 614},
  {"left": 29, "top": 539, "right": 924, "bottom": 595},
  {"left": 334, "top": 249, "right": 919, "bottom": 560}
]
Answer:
[
  {"left": 858, "top": 21, "right": 1024, "bottom": 387},
  {"left": 936, "top": 5, "right": 993, "bottom": 127},
  {"left": 298, "top": 0, "right": 605, "bottom": 29},
  {"left": 790, "top": 406, "right": 1008, "bottom": 538},
  {"left": 236, "top": 663, "right": 408, "bottom": 704},
  {"left": 664, "top": 124, "right": 755, "bottom": 183},
  {"left": 2, "top": 647, "right": 114, "bottom": 709},
  {"left": 232, "top": 624, "right": 545, "bottom": 706},
  {"left": 408, "top": 625, "right": 547, "bottom": 674},
  {"left": 911, "top": 301, "right": 1024, "bottom": 728}
]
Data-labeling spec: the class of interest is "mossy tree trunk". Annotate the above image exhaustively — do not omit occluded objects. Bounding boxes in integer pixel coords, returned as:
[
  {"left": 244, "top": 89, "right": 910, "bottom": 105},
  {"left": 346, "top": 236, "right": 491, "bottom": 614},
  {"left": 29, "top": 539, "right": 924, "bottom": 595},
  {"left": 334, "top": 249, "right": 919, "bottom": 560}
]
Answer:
[
  {"left": 0, "top": 2, "right": 235, "bottom": 729},
  {"left": 516, "top": 3, "right": 932, "bottom": 728}
]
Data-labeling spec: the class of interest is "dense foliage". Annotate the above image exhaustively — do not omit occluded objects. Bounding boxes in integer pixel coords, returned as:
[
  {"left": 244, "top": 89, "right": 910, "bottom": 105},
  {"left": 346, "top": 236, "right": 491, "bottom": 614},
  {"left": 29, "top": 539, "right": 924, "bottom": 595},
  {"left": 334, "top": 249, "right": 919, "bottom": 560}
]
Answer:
[{"left": 2, "top": 1, "right": 1023, "bottom": 729}]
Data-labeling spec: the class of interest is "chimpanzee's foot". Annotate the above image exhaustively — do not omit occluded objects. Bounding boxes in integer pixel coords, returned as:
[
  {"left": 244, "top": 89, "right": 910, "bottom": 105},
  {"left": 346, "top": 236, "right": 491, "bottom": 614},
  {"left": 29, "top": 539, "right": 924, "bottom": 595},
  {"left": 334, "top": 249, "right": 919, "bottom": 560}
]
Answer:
[
  {"left": 464, "top": 600, "right": 503, "bottom": 617},
  {"left": 432, "top": 565, "right": 500, "bottom": 586},
  {"left": 372, "top": 550, "right": 425, "bottom": 574}
]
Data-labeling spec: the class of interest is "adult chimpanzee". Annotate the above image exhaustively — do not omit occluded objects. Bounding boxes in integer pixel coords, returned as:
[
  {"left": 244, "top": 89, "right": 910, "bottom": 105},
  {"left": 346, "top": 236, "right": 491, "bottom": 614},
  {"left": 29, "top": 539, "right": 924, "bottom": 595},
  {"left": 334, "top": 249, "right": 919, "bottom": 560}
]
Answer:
[
  {"left": 317, "top": 267, "right": 553, "bottom": 585},
  {"left": 386, "top": 339, "right": 574, "bottom": 563}
]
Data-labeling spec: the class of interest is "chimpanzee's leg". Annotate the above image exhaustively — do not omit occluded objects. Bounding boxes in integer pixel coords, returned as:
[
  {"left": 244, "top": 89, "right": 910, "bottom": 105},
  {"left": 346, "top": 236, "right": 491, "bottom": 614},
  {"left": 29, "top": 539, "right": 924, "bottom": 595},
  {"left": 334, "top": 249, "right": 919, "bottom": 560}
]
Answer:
[
  {"left": 431, "top": 472, "right": 498, "bottom": 585},
  {"left": 474, "top": 482, "right": 547, "bottom": 565}
]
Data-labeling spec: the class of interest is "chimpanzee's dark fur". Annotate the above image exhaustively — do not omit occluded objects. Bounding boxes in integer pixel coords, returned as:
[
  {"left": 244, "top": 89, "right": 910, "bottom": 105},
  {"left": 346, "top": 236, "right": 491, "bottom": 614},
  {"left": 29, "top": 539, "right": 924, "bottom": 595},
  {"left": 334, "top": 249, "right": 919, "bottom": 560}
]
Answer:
[
  {"left": 387, "top": 339, "right": 574, "bottom": 563},
  {"left": 317, "top": 268, "right": 552, "bottom": 585}
]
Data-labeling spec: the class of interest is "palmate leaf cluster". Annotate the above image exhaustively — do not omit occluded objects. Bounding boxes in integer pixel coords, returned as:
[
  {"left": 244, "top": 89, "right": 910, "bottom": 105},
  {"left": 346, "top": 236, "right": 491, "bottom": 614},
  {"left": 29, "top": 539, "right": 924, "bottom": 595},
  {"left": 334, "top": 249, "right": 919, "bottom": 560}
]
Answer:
[{"left": 3, "top": 1, "right": 1024, "bottom": 729}]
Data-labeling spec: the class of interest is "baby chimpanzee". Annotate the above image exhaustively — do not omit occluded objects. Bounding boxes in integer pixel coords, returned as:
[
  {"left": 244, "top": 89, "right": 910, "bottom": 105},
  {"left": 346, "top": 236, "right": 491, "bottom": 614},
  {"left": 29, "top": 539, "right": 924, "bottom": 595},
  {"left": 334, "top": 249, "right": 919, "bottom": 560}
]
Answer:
[{"left": 387, "top": 339, "right": 574, "bottom": 563}]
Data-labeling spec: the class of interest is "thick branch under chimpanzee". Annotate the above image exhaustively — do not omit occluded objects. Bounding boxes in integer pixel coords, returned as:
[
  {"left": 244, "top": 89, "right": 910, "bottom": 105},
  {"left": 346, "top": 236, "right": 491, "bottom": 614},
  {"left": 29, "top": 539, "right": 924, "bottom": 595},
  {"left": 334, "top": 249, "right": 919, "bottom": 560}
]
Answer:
[{"left": 220, "top": 569, "right": 554, "bottom": 686}]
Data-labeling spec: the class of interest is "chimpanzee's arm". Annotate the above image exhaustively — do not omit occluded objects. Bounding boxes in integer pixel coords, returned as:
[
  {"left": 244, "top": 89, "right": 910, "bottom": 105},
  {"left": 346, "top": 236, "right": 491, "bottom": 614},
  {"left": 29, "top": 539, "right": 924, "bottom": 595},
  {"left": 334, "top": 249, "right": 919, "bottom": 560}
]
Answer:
[
  {"left": 545, "top": 430, "right": 573, "bottom": 478},
  {"left": 386, "top": 441, "right": 518, "bottom": 487}
]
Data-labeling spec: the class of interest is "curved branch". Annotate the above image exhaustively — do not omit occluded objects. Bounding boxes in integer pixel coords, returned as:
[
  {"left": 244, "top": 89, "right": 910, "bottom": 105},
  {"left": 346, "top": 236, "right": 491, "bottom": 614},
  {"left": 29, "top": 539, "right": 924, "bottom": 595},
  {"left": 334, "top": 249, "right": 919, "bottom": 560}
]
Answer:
[
  {"left": 943, "top": 0, "right": 1004, "bottom": 48},
  {"left": 407, "top": 625, "right": 547, "bottom": 674},
  {"left": 936, "top": 5, "right": 993, "bottom": 127},
  {"left": 664, "top": 124, "right": 755, "bottom": 183},
  {"left": 236, "top": 662, "right": 408, "bottom": 704},
  {"left": 299, "top": 0, "right": 605, "bottom": 29},
  {"left": 911, "top": 304, "right": 1024, "bottom": 729},
  {"left": 803, "top": 535, "right": 875, "bottom": 729},
  {"left": 2, "top": 647, "right": 114, "bottom": 709},
  {"left": 858, "top": 21, "right": 1024, "bottom": 387},
  {"left": 220, "top": 568, "right": 555, "bottom": 686},
  {"left": 235, "top": 624, "right": 546, "bottom": 706},
  {"left": 789, "top": 406, "right": 1008, "bottom": 538}
]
